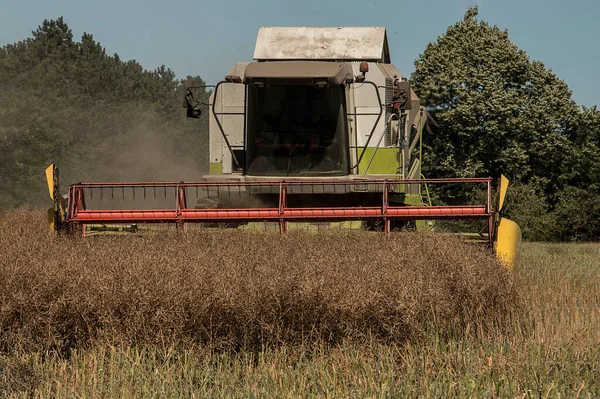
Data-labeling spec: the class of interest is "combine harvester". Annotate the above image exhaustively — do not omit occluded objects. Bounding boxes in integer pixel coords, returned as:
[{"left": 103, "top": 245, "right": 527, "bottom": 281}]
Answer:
[{"left": 46, "top": 27, "right": 521, "bottom": 269}]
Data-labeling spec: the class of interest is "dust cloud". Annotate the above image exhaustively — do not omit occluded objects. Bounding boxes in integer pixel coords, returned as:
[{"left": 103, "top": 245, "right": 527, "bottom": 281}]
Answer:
[
  {"left": 95, "top": 117, "right": 208, "bottom": 183},
  {"left": 75, "top": 111, "right": 210, "bottom": 210}
]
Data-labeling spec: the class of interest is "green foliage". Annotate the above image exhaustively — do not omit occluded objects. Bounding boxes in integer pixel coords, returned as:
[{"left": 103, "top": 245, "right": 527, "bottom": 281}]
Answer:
[
  {"left": 549, "top": 186, "right": 600, "bottom": 241},
  {"left": 411, "top": 6, "right": 600, "bottom": 241},
  {"left": 0, "top": 18, "right": 210, "bottom": 208},
  {"left": 503, "top": 181, "right": 552, "bottom": 241}
]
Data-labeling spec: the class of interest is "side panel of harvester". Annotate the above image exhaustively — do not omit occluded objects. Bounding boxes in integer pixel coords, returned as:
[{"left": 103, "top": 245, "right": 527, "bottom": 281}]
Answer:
[{"left": 209, "top": 62, "right": 249, "bottom": 175}]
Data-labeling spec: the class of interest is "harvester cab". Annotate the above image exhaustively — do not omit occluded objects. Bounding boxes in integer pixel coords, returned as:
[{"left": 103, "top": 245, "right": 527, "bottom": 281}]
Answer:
[
  {"left": 195, "top": 28, "right": 423, "bottom": 181},
  {"left": 47, "top": 26, "right": 521, "bottom": 269}
]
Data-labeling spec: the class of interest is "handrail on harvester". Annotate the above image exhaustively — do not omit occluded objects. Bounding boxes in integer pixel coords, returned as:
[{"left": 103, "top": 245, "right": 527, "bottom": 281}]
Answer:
[
  {"left": 64, "top": 178, "right": 494, "bottom": 240},
  {"left": 70, "top": 177, "right": 491, "bottom": 187}
]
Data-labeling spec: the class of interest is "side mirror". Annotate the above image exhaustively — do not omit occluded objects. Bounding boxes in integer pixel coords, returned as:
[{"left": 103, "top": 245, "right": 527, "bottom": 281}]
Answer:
[
  {"left": 394, "top": 81, "right": 412, "bottom": 111},
  {"left": 185, "top": 89, "right": 202, "bottom": 119},
  {"left": 186, "top": 105, "right": 201, "bottom": 118},
  {"left": 184, "top": 79, "right": 202, "bottom": 119}
]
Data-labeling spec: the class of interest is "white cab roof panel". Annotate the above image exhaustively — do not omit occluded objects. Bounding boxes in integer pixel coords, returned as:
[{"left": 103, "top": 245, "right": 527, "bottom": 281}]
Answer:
[{"left": 254, "top": 27, "right": 390, "bottom": 63}]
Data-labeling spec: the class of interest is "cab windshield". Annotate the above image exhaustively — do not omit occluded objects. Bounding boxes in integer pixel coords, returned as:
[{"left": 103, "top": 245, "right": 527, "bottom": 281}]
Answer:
[{"left": 245, "top": 85, "right": 349, "bottom": 176}]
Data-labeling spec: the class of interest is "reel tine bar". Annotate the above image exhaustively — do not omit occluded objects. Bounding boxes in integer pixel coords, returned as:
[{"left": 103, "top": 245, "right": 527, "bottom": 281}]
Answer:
[{"left": 66, "top": 178, "right": 494, "bottom": 240}]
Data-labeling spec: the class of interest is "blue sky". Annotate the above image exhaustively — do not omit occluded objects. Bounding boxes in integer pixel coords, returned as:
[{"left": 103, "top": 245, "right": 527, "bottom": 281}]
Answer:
[{"left": 1, "top": 0, "right": 598, "bottom": 106}]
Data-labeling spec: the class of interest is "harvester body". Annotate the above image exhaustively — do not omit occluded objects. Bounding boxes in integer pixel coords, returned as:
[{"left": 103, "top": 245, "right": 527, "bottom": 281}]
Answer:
[
  {"left": 46, "top": 27, "right": 521, "bottom": 269},
  {"left": 208, "top": 28, "right": 423, "bottom": 194},
  {"left": 197, "top": 27, "right": 441, "bottom": 230}
]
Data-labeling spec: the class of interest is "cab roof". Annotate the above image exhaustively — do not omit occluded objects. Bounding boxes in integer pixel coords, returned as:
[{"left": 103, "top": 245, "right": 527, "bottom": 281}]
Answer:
[{"left": 254, "top": 27, "right": 391, "bottom": 63}]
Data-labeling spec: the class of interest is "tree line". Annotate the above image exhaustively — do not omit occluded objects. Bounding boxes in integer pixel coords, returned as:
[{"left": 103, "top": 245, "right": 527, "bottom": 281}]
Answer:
[
  {"left": 0, "top": 17, "right": 210, "bottom": 209},
  {"left": 1, "top": 11, "right": 598, "bottom": 240},
  {"left": 411, "top": 7, "right": 600, "bottom": 241}
]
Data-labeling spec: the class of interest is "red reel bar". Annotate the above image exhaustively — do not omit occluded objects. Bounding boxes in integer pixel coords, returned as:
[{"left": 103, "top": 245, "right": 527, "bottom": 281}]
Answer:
[
  {"left": 72, "top": 205, "right": 488, "bottom": 224},
  {"left": 66, "top": 178, "right": 494, "bottom": 239}
]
